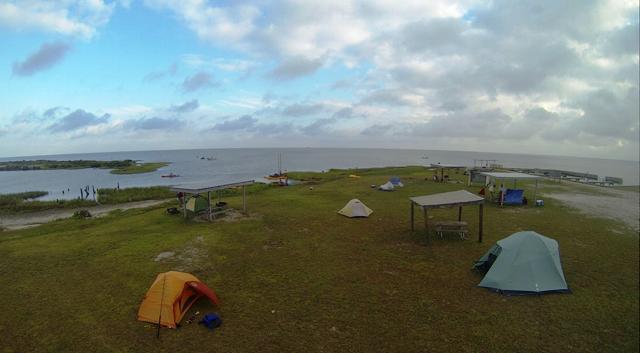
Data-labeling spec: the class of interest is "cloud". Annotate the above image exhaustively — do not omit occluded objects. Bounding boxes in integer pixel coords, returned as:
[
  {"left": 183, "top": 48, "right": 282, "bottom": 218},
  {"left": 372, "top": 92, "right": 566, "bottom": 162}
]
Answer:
[
  {"left": 43, "top": 106, "right": 68, "bottom": 119},
  {"left": 48, "top": 109, "right": 110, "bottom": 132},
  {"left": 267, "top": 55, "right": 326, "bottom": 80},
  {"left": 182, "top": 72, "right": 216, "bottom": 92},
  {"left": 361, "top": 124, "right": 393, "bottom": 136},
  {"left": 125, "top": 117, "right": 184, "bottom": 130},
  {"left": 12, "top": 42, "right": 71, "bottom": 76},
  {"left": 302, "top": 118, "right": 336, "bottom": 135},
  {"left": 210, "top": 115, "right": 257, "bottom": 131},
  {"left": 0, "top": 1, "right": 116, "bottom": 38},
  {"left": 144, "top": 63, "right": 177, "bottom": 82},
  {"left": 169, "top": 100, "right": 199, "bottom": 113},
  {"left": 574, "top": 88, "right": 639, "bottom": 140},
  {"left": 331, "top": 107, "right": 355, "bottom": 119},
  {"left": 282, "top": 103, "right": 325, "bottom": 117}
]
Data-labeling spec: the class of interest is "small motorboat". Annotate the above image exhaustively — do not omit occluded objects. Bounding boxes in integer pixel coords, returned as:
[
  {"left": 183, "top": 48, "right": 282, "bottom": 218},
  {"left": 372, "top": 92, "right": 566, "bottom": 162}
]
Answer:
[
  {"left": 422, "top": 155, "right": 429, "bottom": 159},
  {"left": 161, "top": 173, "right": 180, "bottom": 178}
]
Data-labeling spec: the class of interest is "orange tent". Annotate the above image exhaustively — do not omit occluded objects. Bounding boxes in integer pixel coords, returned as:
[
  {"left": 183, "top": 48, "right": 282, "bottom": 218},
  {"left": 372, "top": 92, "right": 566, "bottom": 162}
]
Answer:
[{"left": 137, "top": 271, "right": 220, "bottom": 328}]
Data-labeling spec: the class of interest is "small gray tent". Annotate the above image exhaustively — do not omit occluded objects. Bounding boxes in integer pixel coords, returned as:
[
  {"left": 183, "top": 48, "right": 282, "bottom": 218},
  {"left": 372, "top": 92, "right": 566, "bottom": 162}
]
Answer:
[{"left": 474, "top": 231, "right": 570, "bottom": 295}]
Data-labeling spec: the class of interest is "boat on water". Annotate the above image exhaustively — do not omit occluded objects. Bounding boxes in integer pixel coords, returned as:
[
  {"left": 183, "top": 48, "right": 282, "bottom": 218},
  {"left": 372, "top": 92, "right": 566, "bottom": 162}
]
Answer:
[
  {"left": 265, "top": 153, "right": 288, "bottom": 184},
  {"left": 422, "top": 155, "right": 429, "bottom": 159},
  {"left": 161, "top": 173, "right": 180, "bottom": 178}
]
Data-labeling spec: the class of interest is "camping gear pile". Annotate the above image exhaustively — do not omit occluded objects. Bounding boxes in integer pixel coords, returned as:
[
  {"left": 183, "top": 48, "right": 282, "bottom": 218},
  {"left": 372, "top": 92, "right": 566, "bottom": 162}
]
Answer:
[
  {"left": 474, "top": 231, "right": 570, "bottom": 295},
  {"left": 199, "top": 313, "right": 223, "bottom": 330}
]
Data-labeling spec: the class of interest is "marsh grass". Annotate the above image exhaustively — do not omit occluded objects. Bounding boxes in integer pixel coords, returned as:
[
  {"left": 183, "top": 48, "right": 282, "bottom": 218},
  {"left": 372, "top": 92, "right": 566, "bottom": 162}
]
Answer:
[
  {"left": 0, "top": 191, "right": 96, "bottom": 214},
  {"left": 110, "top": 162, "right": 169, "bottom": 174},
  {"left": 0, "top": 167, "right": 637, "bottom": 352},
  {"left": 97, "top": 186, "right": 175, "bottom": 204}
]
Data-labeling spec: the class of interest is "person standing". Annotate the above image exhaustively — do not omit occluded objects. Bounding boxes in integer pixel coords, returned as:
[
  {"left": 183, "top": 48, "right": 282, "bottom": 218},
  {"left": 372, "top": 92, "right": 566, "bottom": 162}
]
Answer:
[
  {"left": 499, "top": 183, "right": 506, "bottom": 205},
  {"left": 488, "top": 183, "right": 495, "bottom": 201}
]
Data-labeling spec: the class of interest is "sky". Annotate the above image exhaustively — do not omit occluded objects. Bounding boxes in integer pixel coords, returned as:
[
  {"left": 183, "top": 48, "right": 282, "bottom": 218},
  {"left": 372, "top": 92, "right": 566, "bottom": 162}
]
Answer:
[{"left": 0, "top": 0, "right": 638, "bottom": 160}]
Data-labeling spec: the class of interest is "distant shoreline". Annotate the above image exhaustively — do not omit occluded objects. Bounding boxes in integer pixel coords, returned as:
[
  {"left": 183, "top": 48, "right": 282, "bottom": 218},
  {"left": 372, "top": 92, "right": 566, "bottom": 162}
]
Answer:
[{"left": 0, "top": 159, "right": 168, "bottom": 175}]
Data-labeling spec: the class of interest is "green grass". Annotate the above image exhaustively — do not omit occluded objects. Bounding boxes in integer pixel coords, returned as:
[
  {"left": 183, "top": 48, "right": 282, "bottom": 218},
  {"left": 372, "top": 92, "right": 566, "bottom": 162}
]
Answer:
[
  {"left": 613, "top": 185, "right": 640, "bottom": 192},
  {"left": 110, "top": 162, "right": 169, "bottom": 174},
  {"left": 0, "top": 167, "right": 637, "bottom": 352}
]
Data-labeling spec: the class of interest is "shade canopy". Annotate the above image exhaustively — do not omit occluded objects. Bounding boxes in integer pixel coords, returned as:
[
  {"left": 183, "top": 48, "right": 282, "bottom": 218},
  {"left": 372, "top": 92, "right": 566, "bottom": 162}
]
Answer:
[
  {"left": 170, "top": 180, "right": 255, "bottom": 194},
  {"left": 478, "top": 172, "right": 540, "bottom": 179},
  {"left": 410, "top": 190, "right": 484, "bottom": 209}
]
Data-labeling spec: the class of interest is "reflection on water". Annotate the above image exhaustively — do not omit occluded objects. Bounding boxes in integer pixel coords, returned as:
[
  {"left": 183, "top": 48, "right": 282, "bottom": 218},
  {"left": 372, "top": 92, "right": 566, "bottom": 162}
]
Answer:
[{"left": 0, "top": 148, "right": 638, "bottom": 200}]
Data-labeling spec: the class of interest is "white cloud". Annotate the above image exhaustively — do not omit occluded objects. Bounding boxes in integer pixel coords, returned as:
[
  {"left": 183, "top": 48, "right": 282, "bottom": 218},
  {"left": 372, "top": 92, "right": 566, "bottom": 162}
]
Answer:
[{"left": 0, "top": 1, "right": 116, "bottom": 38}]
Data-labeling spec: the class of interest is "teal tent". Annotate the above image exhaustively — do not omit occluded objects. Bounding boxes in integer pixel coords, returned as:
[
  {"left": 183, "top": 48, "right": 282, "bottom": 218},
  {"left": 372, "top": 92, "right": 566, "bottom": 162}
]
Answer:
[{"left": 474, "top": 231, "right": 570, "bottom": 295}]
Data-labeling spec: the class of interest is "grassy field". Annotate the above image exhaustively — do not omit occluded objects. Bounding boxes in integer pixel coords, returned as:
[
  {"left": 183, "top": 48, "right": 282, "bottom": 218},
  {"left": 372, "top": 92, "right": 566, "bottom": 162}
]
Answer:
[
  {"left": 614, "top": 185, "right": 640, "bottom": 193},
  {"left": 0, "top": 167, "right": 637, "bottom": 352},
  {"left": 110, "top": 162, "right": 169, "bottom": 174}
]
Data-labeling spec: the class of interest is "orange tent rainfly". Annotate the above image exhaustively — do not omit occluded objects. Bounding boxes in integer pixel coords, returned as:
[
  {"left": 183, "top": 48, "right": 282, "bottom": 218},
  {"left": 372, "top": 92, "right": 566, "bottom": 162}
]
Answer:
[{"left": 137, "top": 271, "right": 220, "bottom": 328}]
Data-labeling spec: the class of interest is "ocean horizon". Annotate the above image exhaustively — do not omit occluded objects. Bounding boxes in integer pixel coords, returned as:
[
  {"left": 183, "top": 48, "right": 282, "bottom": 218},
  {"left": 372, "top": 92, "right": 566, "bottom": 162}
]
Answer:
[{"left": 1, "top": 147, "right": 638, "bottom": 200}]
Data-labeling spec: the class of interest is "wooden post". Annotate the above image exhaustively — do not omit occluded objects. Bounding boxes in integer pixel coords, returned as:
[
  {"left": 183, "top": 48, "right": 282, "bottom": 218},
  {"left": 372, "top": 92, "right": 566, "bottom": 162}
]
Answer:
[
  {"left": 478, "top": 203, "right": 484, "bottom": 243},
  {"left": 458, "top": 206, "right": 462, "bottom": 221},
  {"left": 242, "top": 185, "right": 247, "bottom": 213},
  {"left": 207, "top": 191, "right": 212, "bottom": 222},
  {"left": 424, "top": 207, "right": 430, "bottom": 243},
  {"left": 183, "top": 193, "right": 187, "bottom": 219},
  {"left": 441, "top": 168, "right": 444, "bottom": 183},
  {"left": 410, "top": 201, "right": 414, "bottom": 231}
]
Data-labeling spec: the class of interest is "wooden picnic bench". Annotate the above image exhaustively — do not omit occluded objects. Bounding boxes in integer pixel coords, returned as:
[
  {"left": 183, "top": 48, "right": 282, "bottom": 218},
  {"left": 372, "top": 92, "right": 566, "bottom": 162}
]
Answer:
[{"left": 433, "top": 221, "right": 468, "bottom": 240}]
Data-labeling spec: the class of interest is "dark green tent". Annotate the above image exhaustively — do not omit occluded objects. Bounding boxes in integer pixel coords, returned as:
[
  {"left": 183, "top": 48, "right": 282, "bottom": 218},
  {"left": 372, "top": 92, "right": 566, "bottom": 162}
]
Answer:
[
  {"left": 474, "top": 231, "right": 570, "bottom": 295},
  {"left": 186, "top": 195, "right": 208, "bottom": 214}
]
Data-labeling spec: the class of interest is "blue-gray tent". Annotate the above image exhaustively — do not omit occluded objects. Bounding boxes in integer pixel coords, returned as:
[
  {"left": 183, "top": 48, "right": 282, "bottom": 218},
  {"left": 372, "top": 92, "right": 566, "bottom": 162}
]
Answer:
[{"left": 474, "top": 231, "right": 570, "bottom": 295}]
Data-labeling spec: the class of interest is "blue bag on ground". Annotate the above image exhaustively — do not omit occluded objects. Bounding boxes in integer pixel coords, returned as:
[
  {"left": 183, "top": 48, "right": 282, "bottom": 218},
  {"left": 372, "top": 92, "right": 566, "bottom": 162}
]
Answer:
[{"left": 199, "top": 313, "right": 222, "bottom": 330}]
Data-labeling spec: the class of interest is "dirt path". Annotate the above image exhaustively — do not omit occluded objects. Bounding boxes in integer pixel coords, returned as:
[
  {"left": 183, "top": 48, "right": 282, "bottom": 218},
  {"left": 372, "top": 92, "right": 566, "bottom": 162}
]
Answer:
[
  {"left": 0, "top": 199, "right": 169, "bottom": 231},
  {"left": 544, "top": 185, "right": 639, "bottom": 232}
]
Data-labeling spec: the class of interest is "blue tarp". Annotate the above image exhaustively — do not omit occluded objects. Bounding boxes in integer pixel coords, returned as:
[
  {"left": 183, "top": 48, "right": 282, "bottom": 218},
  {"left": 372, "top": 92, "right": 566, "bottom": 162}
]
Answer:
[{"left": 503, "top": 189, "right": 524, "bottom": 205}]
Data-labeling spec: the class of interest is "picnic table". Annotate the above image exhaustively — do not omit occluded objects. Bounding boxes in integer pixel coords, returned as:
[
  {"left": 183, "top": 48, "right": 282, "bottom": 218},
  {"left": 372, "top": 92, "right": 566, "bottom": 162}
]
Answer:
[{"left": 433, "top": 221, "right": 468, "bottom": 240}]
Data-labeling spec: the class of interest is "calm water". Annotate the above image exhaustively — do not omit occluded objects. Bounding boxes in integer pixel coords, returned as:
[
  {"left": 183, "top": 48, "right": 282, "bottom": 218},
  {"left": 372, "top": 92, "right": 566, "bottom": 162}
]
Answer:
[{"left": 0, "top": 148, "right": 638, "bottom": 200}]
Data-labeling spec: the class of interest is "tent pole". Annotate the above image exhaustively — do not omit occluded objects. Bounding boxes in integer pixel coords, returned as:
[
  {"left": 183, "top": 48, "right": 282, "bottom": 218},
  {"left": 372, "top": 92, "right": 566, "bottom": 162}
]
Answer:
[
  {"left": 478, "top": 204, "right": 484, "bottom": 243},
  {"left": 534, "top": 179, "right": 538, "bottom": 203},
  {"left": 410, "top": 201, "right": 414, "bottom": 231},
  {"left": 207, "top": 191, "right": 212, "bottom": 222},
  {"left": 458, "top": 206, "right": 462, "bottom": 221},
  {"left": 156, "top": 274, "right": 167, "bottom": 339}
]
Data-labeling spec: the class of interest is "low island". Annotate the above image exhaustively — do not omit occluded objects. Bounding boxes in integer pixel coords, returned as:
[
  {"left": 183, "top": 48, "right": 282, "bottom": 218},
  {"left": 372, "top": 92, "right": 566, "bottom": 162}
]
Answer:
[{"left": 0, "top": 159, "right": 168, "bottom": 174}]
